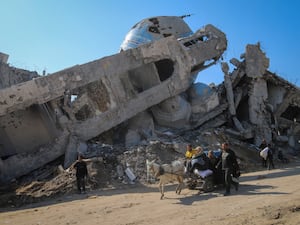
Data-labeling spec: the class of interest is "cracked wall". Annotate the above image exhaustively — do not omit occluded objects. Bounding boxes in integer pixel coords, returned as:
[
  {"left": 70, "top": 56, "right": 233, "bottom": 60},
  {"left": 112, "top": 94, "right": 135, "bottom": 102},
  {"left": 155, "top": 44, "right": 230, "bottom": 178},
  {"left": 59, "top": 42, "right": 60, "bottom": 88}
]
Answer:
[{"left": 0, "top": 19, "right": 227, "bottom": 183}]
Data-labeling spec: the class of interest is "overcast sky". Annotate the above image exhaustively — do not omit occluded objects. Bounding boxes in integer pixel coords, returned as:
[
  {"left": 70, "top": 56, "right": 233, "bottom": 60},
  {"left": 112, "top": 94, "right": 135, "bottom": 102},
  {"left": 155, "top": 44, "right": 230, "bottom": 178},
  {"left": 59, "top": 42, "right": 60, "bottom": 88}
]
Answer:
[{"left": 1, "top": 0, "right": 299, "bottom": 86}]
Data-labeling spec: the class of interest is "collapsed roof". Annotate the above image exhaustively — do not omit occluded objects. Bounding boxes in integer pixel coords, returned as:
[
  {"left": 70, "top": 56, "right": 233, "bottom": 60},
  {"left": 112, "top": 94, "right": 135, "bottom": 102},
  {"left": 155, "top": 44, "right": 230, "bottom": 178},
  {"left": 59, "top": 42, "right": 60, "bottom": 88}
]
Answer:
[
  {"left": 0, "top": 16, "right": 299, "bottom": 185},
  {"left": 0, "top": 16, "right": 227, "bottom": 183}
]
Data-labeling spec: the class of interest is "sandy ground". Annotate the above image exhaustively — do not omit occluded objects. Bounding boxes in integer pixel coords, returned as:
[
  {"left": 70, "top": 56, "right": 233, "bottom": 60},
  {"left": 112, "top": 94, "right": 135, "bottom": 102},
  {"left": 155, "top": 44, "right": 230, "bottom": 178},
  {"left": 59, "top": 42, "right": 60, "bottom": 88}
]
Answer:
[{"left": 1, "top": 161, "right": 300, "bottom": 225}]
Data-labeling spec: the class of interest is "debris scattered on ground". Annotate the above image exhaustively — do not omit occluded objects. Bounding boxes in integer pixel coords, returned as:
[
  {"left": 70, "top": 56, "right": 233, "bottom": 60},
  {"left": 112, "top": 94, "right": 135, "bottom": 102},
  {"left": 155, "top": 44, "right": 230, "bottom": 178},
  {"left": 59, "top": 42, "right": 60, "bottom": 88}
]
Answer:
[{"left": 0, "top": 16, "right": 299, "bottom": 208}]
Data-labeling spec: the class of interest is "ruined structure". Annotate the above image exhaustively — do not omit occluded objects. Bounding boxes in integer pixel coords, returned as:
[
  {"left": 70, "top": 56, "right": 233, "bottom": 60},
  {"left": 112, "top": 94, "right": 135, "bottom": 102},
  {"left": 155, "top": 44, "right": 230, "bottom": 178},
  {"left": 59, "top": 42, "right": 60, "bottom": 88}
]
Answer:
[
  {"left": 0, "top": 16, "right": 227, "bottom": 183},
  {"left": 221, "top": 44, "right": 300, "bottom": 150},
  {"left": 0, "top": 16, "right": 299, "bottom": 186}
]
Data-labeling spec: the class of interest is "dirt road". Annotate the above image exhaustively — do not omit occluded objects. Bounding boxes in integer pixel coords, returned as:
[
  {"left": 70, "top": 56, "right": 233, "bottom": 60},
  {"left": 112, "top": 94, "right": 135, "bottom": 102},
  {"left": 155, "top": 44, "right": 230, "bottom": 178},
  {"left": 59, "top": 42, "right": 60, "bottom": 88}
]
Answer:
[{"left": 1, "top": 161, "right": 300, "bottom": 225}]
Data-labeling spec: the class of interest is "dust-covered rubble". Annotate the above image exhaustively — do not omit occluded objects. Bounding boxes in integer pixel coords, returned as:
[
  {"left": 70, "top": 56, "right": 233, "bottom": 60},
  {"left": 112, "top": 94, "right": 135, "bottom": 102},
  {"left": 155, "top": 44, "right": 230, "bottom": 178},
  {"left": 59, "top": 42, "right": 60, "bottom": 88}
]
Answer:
[{"left": 0, "top": 16, "right": 300, "bottom": 208}]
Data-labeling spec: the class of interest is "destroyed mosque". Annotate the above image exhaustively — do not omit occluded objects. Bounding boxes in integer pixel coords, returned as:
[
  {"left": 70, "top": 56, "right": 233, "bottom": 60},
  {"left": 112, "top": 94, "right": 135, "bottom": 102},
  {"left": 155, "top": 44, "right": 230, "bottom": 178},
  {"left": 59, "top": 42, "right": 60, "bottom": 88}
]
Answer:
[{"left": 0, "top": 16, "right": 299, "bottom": 184}]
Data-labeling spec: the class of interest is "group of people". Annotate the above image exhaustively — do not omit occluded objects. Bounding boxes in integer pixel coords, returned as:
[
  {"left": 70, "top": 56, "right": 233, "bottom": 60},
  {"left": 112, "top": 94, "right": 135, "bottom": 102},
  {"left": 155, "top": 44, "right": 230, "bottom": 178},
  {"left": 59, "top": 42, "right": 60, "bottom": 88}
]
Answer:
[
  {"left": 73, "top": 138, "right": 290, "bottom": 196},
  {"left": 185, "top": 142, "right": 240, "bottom": 196},
  {"left": 74, "top": 142, "right": 241, "bottom": 196}
]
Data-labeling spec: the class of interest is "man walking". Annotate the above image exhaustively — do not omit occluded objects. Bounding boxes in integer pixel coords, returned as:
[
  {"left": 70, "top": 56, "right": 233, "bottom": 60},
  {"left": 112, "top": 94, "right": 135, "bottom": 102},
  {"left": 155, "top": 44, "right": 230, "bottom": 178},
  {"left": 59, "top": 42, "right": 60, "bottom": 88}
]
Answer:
[
  {"left": 221, "top": 142, "right": 240, "bottom": 196},
  {"left": 266, "top": 144, "right": 275, "bottom": 170},
  {"left": 73, "top": 154, "right": 88, "bottom": 194}
]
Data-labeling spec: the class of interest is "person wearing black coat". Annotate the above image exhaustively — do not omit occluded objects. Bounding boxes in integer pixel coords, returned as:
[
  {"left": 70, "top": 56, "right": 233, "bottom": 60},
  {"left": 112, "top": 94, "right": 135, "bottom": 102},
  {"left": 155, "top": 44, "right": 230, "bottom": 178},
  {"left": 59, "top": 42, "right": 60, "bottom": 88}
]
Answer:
[
  {"left": 221, "top": 142, "right": 240, "bottom": 196},
  {"left": 266, "top": 144, "right": 275, "bottom": 170},
  {"left": 207, "top": 150, "right": 223, "bottom": 186},
  {"left": 73, "top": 155, "right": 88, "bottom": 194}
]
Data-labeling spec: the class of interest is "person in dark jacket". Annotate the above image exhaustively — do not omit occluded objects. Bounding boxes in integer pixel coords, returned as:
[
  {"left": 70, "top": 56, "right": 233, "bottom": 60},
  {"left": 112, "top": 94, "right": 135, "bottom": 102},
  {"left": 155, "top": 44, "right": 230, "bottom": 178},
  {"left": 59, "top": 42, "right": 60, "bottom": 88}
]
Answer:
[
  {"left": 208, "top": 150, "right": 223, "bottom": 186},
  {"left": 221, "top": 142, "right": 240, "bottom": 196},
  {"left": 266, "top": 144, "right": 275, "bottom": 170},
  {"left": 73, "top": 154, "right": 88, "bottom": 194}
]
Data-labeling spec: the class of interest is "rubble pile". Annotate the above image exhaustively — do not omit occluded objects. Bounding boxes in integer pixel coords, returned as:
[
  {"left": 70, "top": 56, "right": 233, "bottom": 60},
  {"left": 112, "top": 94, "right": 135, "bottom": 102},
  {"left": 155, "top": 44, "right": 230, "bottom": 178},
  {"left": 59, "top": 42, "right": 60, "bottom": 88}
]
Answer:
[
  {"left": 0, "top": 141, "right": 185, "bottom": 207},
  {"left": 0, "top": 16, "right": 299, "bottom": 208},
  {"left": 0, "top": 130, "right": 271, "bottom": 207}
]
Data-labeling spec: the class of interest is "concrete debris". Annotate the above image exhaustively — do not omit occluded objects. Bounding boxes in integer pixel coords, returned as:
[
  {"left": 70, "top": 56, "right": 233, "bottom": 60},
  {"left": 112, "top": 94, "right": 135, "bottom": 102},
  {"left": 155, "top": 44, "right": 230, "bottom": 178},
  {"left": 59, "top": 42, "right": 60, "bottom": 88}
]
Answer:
[
  {"left": 0, "top": 52, "right": 9, "bottom": 64},
  {"left": 0, "top": 16, "right": 299, "bottom": 205},
  {"left": 0, "top": 16, "right": 227, "bottom": 182}
]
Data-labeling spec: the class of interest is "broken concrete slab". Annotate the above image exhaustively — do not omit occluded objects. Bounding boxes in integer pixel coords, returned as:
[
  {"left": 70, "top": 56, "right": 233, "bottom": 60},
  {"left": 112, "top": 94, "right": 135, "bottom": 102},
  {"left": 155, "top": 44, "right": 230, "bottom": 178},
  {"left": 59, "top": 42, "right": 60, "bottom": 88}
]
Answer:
[
  {"left": 0, "top": 18, "right": 227, "bottom": 183},
  {"left": 0, "top": 52, "right": 9, "bottom": 64},
  {"left": 1, "top": 15, "right": 299, "bottom": 189}
]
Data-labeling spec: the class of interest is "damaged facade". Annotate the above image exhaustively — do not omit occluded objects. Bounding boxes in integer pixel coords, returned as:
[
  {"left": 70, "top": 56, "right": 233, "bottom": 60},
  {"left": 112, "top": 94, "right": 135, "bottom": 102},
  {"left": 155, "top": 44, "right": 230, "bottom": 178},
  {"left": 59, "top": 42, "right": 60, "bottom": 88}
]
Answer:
[
  {"left": 221, "top": 44, "right": 300, "bottom": 151},
  {"left": 0, "top": 16, "right": 299, "bottom": 185},
  {"left": 0, "top": 16, "right": 227, "bottom": 183}
]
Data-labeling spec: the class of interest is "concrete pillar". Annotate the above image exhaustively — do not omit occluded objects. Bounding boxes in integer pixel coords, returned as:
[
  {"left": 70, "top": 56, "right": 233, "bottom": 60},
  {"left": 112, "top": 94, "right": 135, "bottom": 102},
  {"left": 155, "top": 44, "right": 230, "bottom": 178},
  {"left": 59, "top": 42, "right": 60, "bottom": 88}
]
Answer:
[{"left": 0, "top": 52, "right": 9, "bottom": 64}]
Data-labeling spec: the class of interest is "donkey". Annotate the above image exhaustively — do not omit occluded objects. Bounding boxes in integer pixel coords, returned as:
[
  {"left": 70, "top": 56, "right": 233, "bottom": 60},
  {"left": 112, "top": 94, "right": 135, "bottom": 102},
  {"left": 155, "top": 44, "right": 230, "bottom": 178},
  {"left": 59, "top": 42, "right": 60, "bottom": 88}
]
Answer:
[{"left": 146, "top": 159, "right": 185, "bottom": 200}]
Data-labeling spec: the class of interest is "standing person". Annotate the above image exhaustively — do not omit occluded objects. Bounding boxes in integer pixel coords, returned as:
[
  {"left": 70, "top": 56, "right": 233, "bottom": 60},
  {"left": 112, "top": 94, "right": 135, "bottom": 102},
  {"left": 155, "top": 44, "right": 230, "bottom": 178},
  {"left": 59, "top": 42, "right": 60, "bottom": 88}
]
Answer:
[
  {"left": 207, "top": 150, "right": 217, "bottom": 167},
  {"left": 259, "top": 139, "right": 267, "bottom": 168},
  {"left": 73, "top": 154, "right": 88, "bottom": 194},
  {"left": 266, "top": 144, "right": 275, "bottom": 170},
  {"left": 208, "top": 150, "right": 223, "bottom": 186},
  {"left": 221, "top": 142, "right": 240, "bottom": 196},
  {"left": 207, "top": 150, "right": 218, "bottom": 174}
]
